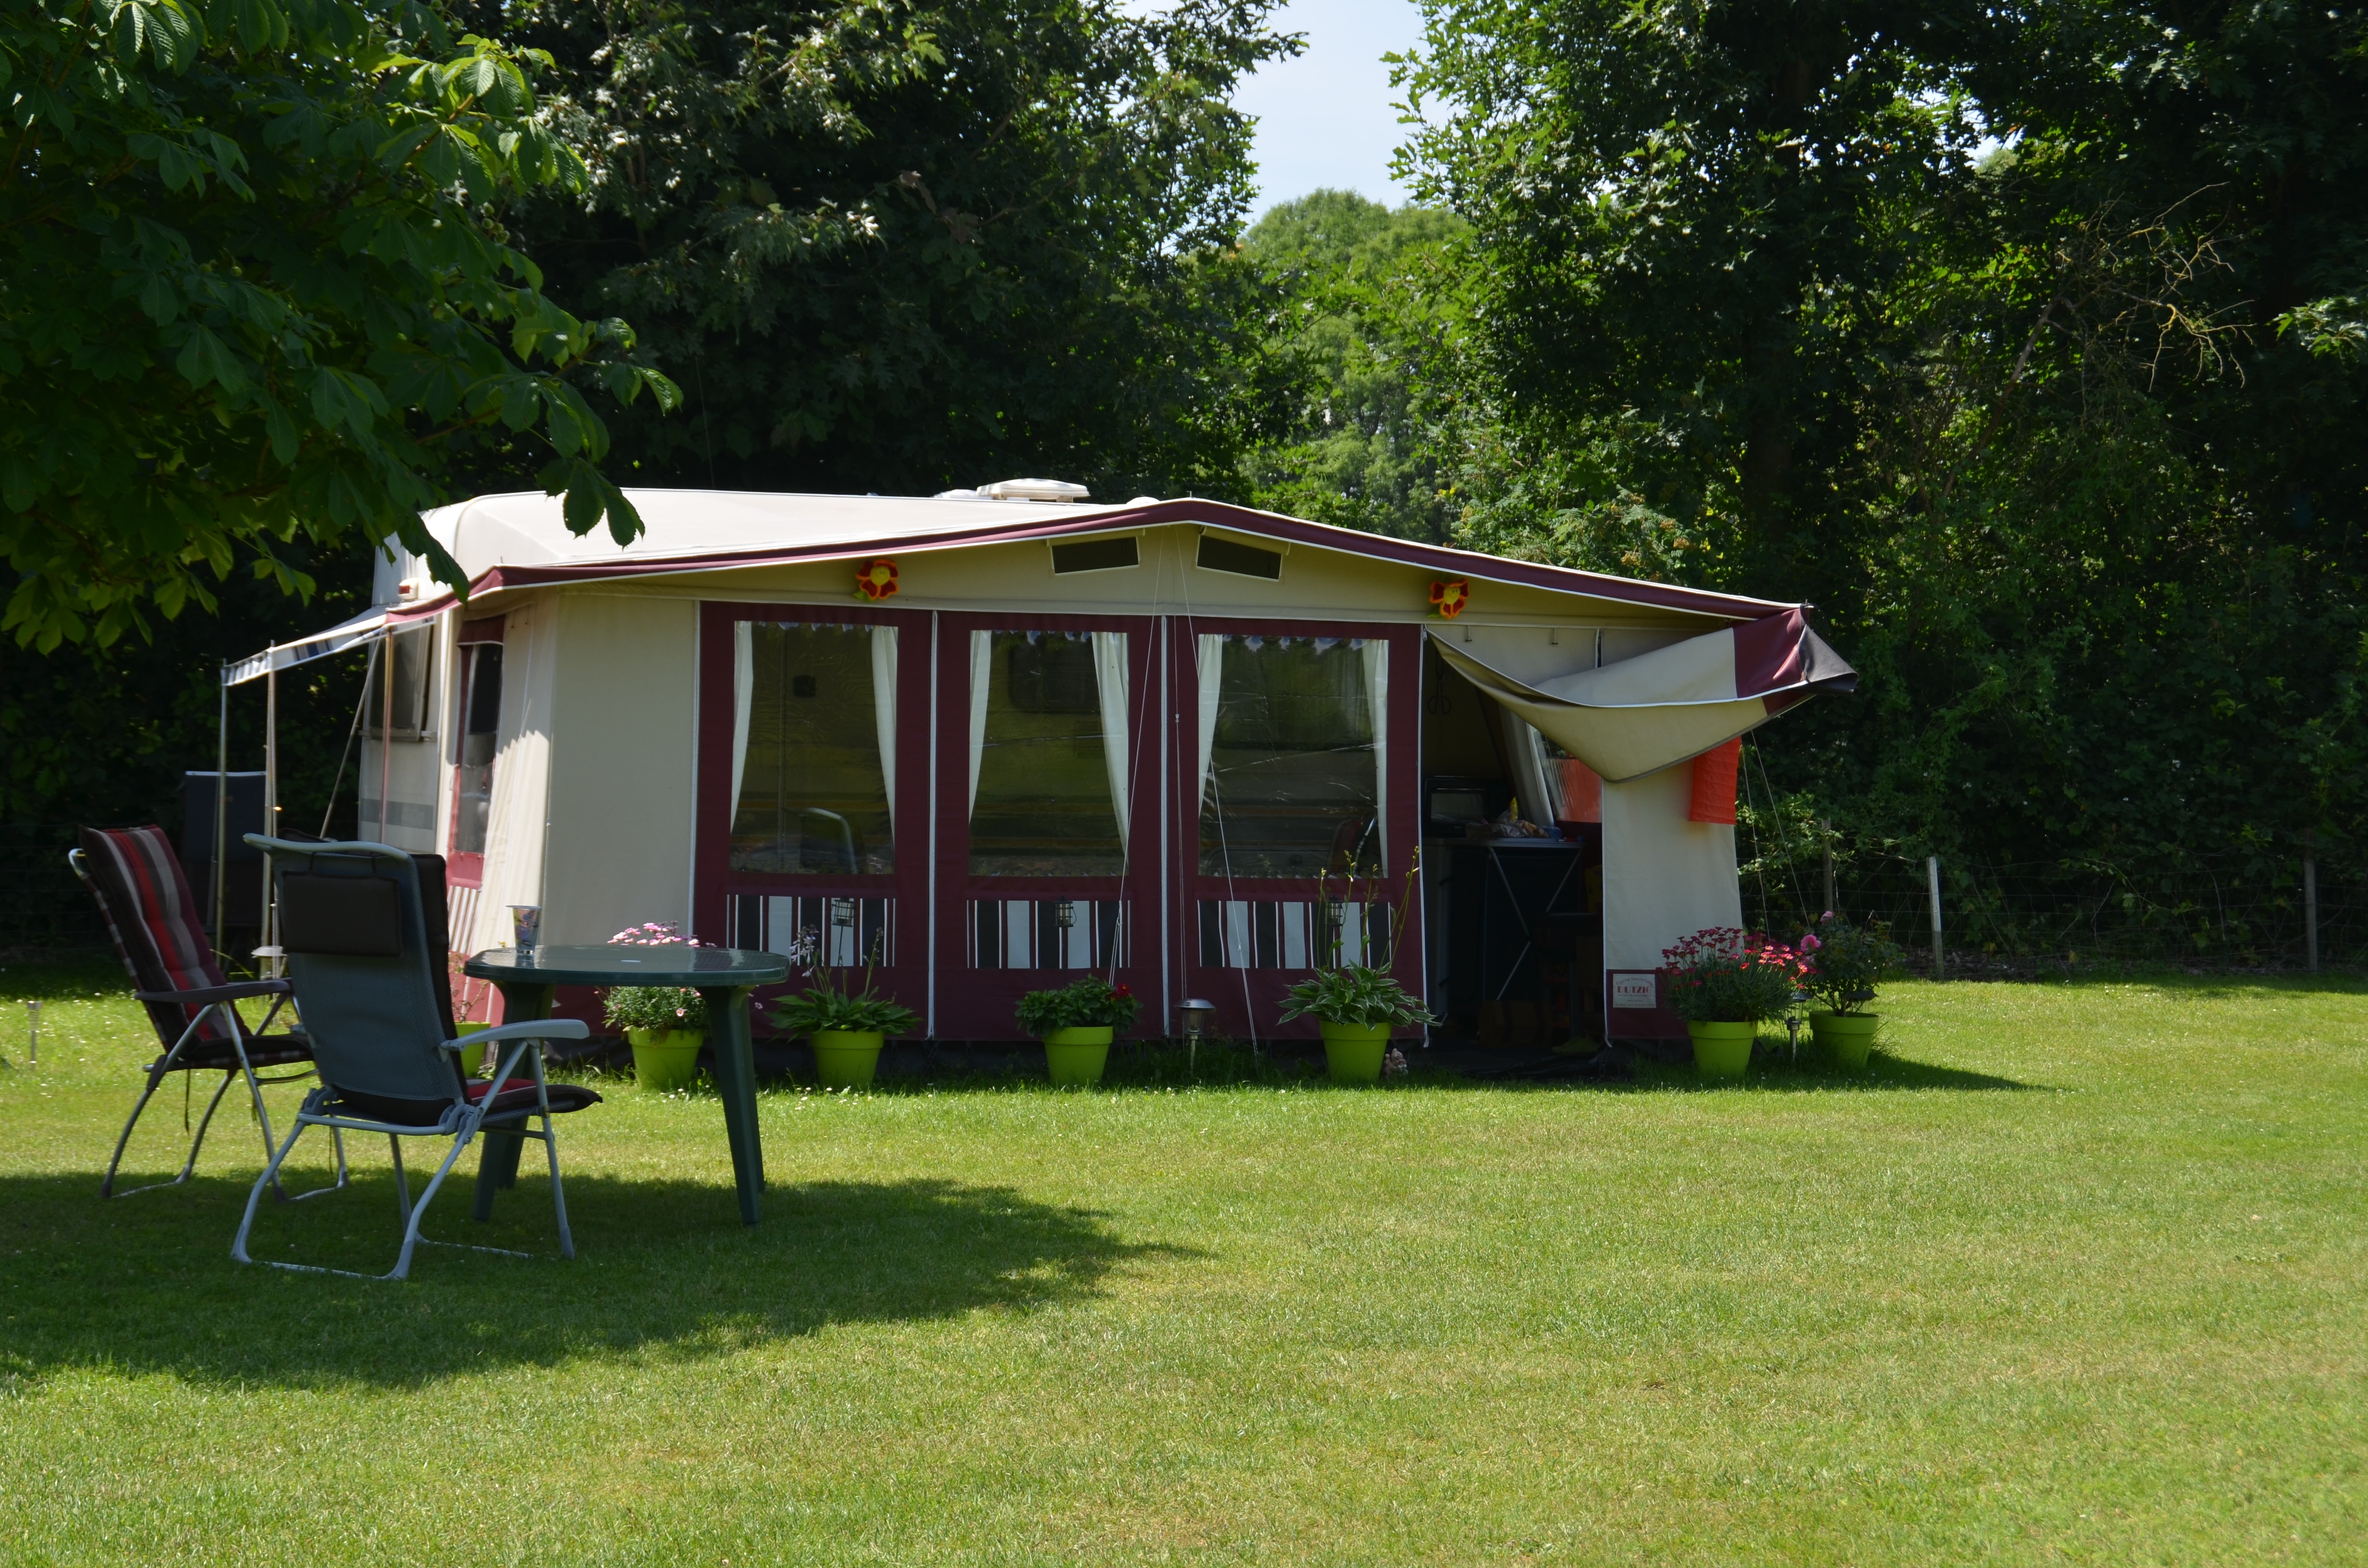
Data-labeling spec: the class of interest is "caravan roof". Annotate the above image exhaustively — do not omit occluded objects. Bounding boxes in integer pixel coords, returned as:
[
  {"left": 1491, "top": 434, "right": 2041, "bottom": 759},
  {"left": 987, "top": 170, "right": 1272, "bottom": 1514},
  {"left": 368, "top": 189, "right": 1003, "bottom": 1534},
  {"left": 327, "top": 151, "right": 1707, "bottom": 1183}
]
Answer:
[{"left": 375, "top": 489, "right": 1802, "bottom": 625}]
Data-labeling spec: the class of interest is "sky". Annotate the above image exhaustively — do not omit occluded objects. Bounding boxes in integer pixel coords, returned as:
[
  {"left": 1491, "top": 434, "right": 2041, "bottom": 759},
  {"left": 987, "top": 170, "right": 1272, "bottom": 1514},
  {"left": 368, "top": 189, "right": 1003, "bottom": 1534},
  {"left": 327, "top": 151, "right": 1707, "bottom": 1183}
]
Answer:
[{"left": 1229, "top": 0, "right": 1429, "bottom": 216}]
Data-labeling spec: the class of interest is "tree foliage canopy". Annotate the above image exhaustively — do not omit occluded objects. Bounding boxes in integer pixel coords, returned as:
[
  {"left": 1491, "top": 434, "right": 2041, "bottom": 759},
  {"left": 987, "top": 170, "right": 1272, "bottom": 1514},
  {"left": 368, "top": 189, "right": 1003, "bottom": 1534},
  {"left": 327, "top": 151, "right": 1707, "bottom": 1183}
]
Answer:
[
  {"left": 502, "top": 0, "right": 1295, "bottom": 498},
  {"left": 1396, "top": 0, "right": 2368, "bottom": 878},
  {"left": 0, "top": 0, "right": 677, "bottom": 650},
  {"left": 1237, "top": 189, "right": 1468, "bottom": 541}
]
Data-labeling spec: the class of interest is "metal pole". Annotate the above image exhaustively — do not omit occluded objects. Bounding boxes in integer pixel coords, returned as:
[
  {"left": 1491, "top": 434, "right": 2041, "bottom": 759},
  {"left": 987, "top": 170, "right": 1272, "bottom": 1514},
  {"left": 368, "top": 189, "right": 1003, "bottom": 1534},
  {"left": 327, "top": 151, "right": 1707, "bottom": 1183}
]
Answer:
[
  {"left": 213, "top": 670, "right": 230, "bottom": 953},
  {"left": 2304, "top": 829, "right": 2319, "bottom": 974},
  {"left": 378, "top": 630, "right": 395, "bottom": 842},
  {"left": 261, "top": 665, "right": 277, "bottom": 974},
  {"left": 1926, "top": 855, "right": 1944, "bottom": 980},
  {"left": 1821, "top": 818, "right": 1836, "bottom": 917}
]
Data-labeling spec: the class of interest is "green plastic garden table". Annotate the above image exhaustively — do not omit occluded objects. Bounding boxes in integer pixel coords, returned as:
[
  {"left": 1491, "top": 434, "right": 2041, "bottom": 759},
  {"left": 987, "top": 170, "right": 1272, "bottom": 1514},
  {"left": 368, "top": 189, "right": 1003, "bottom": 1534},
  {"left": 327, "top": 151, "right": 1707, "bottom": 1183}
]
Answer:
[{"left": 463, "top": 945, "right": 790, "bottom": 1226}]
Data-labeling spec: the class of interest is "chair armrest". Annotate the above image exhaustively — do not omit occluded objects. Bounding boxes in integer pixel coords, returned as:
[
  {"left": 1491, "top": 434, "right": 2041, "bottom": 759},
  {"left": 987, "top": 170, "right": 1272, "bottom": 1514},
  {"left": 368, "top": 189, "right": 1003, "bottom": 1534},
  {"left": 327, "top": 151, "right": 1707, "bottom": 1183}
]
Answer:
[
  {"left": 134, "top": 979, "right": 293, "bottom": 1007},
  {"left": 444, "top": 1019, "right": 591, "bottom": 1048}
]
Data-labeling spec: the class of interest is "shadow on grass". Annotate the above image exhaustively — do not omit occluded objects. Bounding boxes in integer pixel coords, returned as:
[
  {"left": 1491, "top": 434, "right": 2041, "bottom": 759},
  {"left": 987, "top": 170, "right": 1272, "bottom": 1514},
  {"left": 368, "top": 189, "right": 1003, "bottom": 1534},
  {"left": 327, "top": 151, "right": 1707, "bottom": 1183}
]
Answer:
[
  {"left": 0, "top": 1171, "right": 1187, "bottom": 1393},
  {"left": 1626, "top": 1049, "right": 2038, "bottom": 1094}
]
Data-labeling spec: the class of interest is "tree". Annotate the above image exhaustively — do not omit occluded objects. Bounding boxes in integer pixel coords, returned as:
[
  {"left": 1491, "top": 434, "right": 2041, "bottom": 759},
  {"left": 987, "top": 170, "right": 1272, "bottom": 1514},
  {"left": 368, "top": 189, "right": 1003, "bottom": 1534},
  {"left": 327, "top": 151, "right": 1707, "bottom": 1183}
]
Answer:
[
  {"left": 1399, "top": 0, "right": 2368, "bottom": 903},
  {"left": 1238, "top": 189, "right": 1468, "bottom": 541},
  {"left": 0, "top": 0, "right": 678, "bottom": 651},
  {"left": 500, "top": 0, "right": 1296, "bottom": 500}
]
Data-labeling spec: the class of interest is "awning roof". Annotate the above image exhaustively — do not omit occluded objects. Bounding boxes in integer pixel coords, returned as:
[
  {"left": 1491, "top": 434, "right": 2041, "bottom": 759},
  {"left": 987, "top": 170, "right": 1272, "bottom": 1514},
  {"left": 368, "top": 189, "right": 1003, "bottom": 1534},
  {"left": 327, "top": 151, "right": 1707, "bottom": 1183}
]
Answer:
[
  {"left": 221, "top": 606, "right": 390, "bottom": 687},
  {"left": 1432, "top": 608, "right": 1858, "bottom": 781}
]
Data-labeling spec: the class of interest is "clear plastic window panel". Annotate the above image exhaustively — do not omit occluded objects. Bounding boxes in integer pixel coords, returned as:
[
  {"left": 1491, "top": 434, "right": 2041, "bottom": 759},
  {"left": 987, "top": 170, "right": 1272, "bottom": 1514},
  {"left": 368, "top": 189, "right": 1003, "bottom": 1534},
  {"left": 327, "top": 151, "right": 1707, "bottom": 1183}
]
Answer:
[
  {"left": 452, "top": 643, "right": 502, "bottom": 856},
  {"left": 1199, "top": 636, "right": 1381, "bottom": 878},
  {"left": 1196, "top": 900, "right": 1393, "bottom": 969},
  {"left": 969, "top": 900, "right": 1128, "bottom": 969},
  {"left": 732, "top": 623, "right": 895, "bottom": 875},
  {"left": 969, "top": 630, "right": 1126, "bottom": 877},
  {"left": 730, "top": 894, "right": 895, "bottom": 968}
]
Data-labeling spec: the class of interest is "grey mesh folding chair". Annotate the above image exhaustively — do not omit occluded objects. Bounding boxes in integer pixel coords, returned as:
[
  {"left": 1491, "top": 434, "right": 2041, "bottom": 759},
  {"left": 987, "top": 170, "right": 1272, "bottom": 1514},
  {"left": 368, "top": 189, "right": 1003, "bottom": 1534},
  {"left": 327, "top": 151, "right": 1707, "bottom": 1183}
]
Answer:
[
  {"left": 231, "top": 836, "right": 601, "bottom": 1281},
  {"left": 70, "top": 823, "right": 345, "bottom": 1201}
]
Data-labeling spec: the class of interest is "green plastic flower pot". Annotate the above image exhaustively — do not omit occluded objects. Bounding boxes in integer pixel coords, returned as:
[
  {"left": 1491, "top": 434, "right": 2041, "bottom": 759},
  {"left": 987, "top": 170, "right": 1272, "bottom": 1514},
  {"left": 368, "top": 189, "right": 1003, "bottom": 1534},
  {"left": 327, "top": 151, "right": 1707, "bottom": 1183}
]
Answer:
[
  {"left": 1809, "top": 1011, "right": 1880, "bottom": 1069},
  {"left": 453, "top": 1019, "right": 491, "bottom": 1079},
  {"left": 1687, "top": 1020, "right": 1756, "bottom": 1080},
  {"left": 625, "top": 1028, "right": 705, "bottom": 1092},
  {"left": 1043, "top": 1025, "right": 1114, "bottom": 1086},
  {"left": 1319, "top": 1020, "right": 1392, "bottom": 1085},
  {"left": 812, "top": 1029, "right": 886, "bottom": 1090}
]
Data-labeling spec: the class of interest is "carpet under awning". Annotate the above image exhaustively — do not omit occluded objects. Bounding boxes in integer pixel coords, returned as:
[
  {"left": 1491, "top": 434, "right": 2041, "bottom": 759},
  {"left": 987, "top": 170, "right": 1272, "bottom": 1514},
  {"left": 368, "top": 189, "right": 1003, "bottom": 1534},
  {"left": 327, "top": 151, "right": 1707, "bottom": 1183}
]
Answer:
[{"left": 1429, "top": 607, "right": 1855, "bottom": 782}]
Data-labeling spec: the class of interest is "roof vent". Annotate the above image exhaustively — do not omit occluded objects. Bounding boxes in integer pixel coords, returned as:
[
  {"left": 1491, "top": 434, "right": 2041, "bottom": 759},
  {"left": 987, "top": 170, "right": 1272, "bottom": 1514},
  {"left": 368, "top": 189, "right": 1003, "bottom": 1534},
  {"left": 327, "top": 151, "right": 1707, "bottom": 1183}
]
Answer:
[{"left": 982, "top": 478, "right": 1090, "bottom": 503}]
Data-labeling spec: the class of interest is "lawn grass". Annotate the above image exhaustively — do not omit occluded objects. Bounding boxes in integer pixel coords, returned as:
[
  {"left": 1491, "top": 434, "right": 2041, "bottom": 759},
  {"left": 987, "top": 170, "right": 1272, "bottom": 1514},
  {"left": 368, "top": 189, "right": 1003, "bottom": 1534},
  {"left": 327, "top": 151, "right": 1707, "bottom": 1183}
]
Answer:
[{"left": 0, "top": 966, "right": 2363, "bottom": 1565}]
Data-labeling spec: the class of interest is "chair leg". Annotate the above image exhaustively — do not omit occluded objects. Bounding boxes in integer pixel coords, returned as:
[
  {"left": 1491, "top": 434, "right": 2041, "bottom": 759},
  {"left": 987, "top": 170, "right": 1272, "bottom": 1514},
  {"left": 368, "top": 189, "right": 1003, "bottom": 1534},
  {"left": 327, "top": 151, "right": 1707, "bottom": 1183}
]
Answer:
[
  {"left": 228, "top": 1034, "right": 293, "bottom": 1202},
  {"left": 231, "top": 1118, "right": 311, "bottom": 1265},
  {"left": 178, "top": 1070, "right": 238, "bottom": 1183},
  {"left": 540, "top": 1110, "right": 575, "bottom": 1261},
  {"left": 389, "top": 1137, "right": 411, "bottom": 1224},
  {"left": 100, "top": 1071, "right": 171, "bottom": 1198}
]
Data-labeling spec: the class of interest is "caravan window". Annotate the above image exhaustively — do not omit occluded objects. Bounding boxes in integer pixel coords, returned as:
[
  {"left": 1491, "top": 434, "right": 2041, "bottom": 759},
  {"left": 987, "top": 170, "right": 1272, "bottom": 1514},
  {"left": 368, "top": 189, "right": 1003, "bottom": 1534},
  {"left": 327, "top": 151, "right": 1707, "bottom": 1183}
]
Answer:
[
  {"left": 365, "top": 627, "right": 435, "bottom": 738},
  {"left": 967, "top": 630, "right": 1129, "bottom": 877},
  {"left": 1197, "top": 635, "right": 1384, "bottom": 878},
  {"left": 450, "top": 640, "right": 503, "bottom": 858},
  {"left": 730, "top": 623, "right": 896, "bottom": 875}
]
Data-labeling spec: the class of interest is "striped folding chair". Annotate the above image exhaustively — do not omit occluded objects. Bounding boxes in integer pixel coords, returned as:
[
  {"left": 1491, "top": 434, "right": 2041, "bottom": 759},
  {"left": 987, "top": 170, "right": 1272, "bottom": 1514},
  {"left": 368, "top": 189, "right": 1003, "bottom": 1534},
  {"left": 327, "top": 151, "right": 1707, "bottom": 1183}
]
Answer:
[{"left": 71, "top": 824, "right": 345, "bottom": 1200}]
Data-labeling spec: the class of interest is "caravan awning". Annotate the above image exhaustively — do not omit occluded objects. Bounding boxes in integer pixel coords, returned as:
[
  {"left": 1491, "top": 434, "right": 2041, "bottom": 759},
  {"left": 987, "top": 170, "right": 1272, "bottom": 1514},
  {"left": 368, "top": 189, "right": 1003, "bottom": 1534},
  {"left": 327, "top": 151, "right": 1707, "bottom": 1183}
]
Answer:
[
  {"left": 1431, "top": 607, "right": 1855, "bottom": 782},
  {"left": 221, "top": 607, "right": 393, "bottom": 687}
]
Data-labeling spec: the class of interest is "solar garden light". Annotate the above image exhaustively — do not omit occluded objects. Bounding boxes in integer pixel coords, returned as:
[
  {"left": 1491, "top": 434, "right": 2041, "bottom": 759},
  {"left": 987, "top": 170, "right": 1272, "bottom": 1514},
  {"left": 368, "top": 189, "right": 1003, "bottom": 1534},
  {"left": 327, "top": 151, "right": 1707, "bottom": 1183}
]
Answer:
[
  {"left": 26, "top": 999, "right": 40, "bottom": 1066},
  {"left": 1178, "top": 997, "right": 1215, "bottom": 1078}
]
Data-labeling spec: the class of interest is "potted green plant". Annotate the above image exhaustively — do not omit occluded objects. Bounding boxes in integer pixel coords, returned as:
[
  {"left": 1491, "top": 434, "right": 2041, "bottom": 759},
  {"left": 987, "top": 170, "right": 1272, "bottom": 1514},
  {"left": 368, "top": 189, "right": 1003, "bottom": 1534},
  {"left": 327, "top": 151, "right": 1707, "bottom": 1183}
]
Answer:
[
  {"left": 1015, "top": 976, "right": 1139, "bottom": 1087},
  {"left": 768, "top": 931, "right": 918, "bottom": 1090},
  {"left": 1660, "top": 927, "right": 1805, "bottom": 1080},
  {"left": 1800, "top": 912, "right": 1904, "bottom": 1068},
  {"left": 1278, "top": 964, "right": 1436, "bottom": 1083},
  {"left": 600, "top": 921, "right": 709, "bottom": 1091},
  {"left": 1277, "top": 870, "right": 1435, "bottom": 1084}
]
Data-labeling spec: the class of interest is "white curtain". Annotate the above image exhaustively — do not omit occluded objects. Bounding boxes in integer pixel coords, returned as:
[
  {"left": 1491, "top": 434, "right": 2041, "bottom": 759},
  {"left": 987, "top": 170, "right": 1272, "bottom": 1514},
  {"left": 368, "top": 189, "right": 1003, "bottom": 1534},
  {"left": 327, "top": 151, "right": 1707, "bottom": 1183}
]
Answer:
[
  {"left": 1360, "top": 637, "right": 1388, "bottom": 869},
  {"left": 728, "top": 621, "right": 754, "bottom": 834},
  {"left": 968, "top": 628, "right": 992, "bottom": 815},
  {"left": 1196, "top": 633, "right": 1225, "bottom": 811},
  {"left": 1092, "top": 631, "right": 1130, "bottom": 844},
  {"left": 1499, "top": 707, "right": 1555, "bottom": 828},
  {"left": 871, "top": 625, "right": 898, "bottom": 831}
]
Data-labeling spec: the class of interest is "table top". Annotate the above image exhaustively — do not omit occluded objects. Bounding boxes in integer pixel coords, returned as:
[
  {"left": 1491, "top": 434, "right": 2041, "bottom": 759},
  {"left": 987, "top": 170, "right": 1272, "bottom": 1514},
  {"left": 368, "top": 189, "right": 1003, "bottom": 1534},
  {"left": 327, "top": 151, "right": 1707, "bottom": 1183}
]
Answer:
[{"left": 464, "top": 945, "right": 792, "bottom": 988}]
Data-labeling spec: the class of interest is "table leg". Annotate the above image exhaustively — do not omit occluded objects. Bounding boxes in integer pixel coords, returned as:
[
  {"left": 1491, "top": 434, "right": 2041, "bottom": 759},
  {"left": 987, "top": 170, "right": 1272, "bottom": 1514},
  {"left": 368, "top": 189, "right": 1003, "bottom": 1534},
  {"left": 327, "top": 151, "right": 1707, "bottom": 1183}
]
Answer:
[
  {"left": 475, "top": 980, "right": 553, "bottom": 1221},
  {"left": 702, "top": 984, "right": 763, "bottom": 1225}
]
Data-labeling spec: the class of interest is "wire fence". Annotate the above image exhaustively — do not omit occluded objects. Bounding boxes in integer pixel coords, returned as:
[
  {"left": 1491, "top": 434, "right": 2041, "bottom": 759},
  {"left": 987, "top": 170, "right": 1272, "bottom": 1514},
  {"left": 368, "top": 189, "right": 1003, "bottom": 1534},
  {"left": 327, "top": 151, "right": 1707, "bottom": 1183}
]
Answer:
[
  {"left": 9, "top": 819, "right": 2358, "bottom": 975},
  {"left": 0, "top": 825, "right": 109, "bottom": 956},
  {"left": 1739, "top": 839, "right": 2362, "bottom": 974}
]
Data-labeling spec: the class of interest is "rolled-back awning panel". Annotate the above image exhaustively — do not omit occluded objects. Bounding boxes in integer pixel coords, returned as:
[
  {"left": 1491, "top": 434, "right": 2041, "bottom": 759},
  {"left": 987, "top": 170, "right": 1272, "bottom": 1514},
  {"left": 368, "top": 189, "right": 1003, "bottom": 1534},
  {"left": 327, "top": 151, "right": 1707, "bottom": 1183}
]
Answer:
[{"left": 1430, "top": 607, "right": 1854, "bottom": 782}]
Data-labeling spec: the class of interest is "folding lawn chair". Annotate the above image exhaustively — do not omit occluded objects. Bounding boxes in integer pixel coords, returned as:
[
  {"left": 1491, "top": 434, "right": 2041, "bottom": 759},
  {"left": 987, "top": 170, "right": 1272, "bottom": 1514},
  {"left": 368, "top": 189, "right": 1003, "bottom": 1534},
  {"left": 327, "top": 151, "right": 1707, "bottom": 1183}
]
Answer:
[
  {"left": 70, "top": 824, "right": 342, "bottom": 1200},
  {"left": 232, "top": 836, "right": 601, "bottom": 1281}
]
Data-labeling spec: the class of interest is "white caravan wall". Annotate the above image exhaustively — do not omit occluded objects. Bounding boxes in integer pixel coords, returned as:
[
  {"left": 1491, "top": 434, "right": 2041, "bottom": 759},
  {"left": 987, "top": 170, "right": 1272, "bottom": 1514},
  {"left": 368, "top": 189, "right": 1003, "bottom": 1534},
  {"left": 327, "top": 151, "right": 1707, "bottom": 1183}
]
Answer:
[
  {"left": 540, "top": 591, "right": 700, "bottom": 946},
  {"left": 1601, "top": 761, "right": 1742, "bottom": 974},
  {"left": 468, "top": 591, "right": 561, "bottom": 952}
]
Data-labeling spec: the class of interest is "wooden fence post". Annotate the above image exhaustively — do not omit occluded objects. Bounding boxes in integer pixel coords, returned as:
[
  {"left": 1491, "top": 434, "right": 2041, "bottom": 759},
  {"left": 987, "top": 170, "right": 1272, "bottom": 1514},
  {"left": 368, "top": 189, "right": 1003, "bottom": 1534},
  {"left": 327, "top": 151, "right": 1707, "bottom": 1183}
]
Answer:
[
  {"left": 2304, "top": 829, "right": 2319, "bottom": 975},
  {"left": 1926, "top": 856, "right": 1944, "bottom": 980}
]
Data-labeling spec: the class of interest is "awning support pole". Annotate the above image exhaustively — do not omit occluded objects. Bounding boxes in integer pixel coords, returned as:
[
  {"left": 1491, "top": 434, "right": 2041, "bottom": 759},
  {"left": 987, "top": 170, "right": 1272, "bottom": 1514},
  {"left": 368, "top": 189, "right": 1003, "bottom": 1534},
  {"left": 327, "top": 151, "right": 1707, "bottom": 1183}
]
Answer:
[
  {"left": 378, "top": 629, "right": 395, "bottom": 842},
  {"left": 213, "top": 669, "right": 229, "bottom": 954},
  {"left": 262, "top": 667, "right": 277, "bottom": 975}
]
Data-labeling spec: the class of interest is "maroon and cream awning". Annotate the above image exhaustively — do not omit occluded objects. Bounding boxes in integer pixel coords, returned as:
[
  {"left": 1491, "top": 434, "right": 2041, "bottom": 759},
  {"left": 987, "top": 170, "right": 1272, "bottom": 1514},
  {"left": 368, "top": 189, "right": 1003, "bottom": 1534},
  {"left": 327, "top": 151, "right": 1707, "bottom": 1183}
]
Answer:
[{"left": 1431, "top": 607, "right": 1856, "bottom": 782}]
